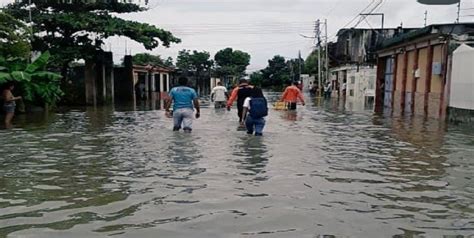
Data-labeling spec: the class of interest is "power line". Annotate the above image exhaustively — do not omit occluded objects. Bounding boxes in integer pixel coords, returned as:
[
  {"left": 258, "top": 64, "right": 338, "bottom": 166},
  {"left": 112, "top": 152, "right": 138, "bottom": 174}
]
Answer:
[
  {"left": 353, "top": 0, "right": 384, "bottom": 29},
  {"left": 326, "top": 0, "right": 379, "bottom": 41}
]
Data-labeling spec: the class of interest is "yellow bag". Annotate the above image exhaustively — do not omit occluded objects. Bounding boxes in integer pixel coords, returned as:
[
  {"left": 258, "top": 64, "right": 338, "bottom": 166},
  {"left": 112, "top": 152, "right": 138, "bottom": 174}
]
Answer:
[{"left": 274, "top": 102, "right": 288, "bottom": 110}]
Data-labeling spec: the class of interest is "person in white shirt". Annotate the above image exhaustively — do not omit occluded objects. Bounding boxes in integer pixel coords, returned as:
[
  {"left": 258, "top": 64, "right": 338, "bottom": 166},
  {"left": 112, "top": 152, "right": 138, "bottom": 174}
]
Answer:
[{"left": 211, "top": 82, "right": 229, "bottom": 109}]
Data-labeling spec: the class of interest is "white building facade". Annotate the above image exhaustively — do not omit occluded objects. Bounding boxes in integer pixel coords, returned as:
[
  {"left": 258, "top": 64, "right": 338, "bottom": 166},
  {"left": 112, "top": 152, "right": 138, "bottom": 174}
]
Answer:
[{"left": 330, "top": 65, "right": 377, "bottom": 111}]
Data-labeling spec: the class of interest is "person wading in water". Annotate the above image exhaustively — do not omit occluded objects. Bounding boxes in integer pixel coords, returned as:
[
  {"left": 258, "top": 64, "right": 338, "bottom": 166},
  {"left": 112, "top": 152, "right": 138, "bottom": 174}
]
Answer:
[
  {"left": 2, "top": 82, "right": 22, "bottom": 129},
  {"left": 226, "top": 79, "right": 254, "bottom": 124},
  {"left": 165, "top": 77, "right": 200, "bottom": 133},
  {"left": 241, "top": 87, "right": 268, "bottom": 136},
  {"left": 211, "top": 81, "right": 229, "bottom": 109},
  {"left": 280, "top": 81, "right": 305, "bottom": 110}
]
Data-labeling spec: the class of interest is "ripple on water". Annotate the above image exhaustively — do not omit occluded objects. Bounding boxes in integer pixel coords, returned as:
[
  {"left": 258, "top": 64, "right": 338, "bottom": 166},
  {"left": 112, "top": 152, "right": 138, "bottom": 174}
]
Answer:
[{"left": 0, "top": 98, "right": 474, "bottom": 237}]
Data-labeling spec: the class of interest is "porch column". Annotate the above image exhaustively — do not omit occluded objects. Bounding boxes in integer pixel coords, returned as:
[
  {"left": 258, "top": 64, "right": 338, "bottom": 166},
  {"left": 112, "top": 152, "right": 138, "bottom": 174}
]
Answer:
[
  {"left": 151, "top": 73, "right": 156, "bottom": 92},
  {"left": 165, "top": 73, "right": 170, "bottom": 92},
  {"left": 159, "top": 73, "right": 165, "bottom": 93}
]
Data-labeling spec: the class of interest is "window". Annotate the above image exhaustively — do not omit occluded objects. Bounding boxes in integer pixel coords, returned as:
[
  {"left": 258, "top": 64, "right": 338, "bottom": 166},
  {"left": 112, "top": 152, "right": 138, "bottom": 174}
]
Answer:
[
  {"left": 350, "top": 76, "right": 356, "bottom": 84},
  {"left": 349, "top": 90, "right": 354, "bottom": 97}
]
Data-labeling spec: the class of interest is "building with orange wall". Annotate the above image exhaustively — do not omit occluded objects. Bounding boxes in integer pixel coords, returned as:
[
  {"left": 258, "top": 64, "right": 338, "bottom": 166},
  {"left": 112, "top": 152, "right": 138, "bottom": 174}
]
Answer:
[{"left": 375, "top": 23, "right": 474, "bottom": 120}]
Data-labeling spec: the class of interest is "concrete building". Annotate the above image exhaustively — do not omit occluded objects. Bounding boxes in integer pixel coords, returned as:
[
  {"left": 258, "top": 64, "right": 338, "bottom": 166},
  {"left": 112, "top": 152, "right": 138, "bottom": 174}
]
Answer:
[
  {"left": 375, "top": 23, "right": 474, "bottom": 120},
  {"left": 132, "top": 64, "right": 172, "bottom": 100},
  {"left": 300, "top": 74, "right": 315, "bottom": 93},
  {"left": 329, "top": 28, "right": 417, "bottom": 109},
  {"left": 331, "top": 65, "right": 376, "bottom": 110}
]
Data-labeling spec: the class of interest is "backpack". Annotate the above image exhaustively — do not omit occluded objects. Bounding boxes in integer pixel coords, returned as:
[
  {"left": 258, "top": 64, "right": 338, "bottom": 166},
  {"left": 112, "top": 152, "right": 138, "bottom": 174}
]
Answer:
[{"left": 249, "top": 97, "right": 268, "bottom": 119}]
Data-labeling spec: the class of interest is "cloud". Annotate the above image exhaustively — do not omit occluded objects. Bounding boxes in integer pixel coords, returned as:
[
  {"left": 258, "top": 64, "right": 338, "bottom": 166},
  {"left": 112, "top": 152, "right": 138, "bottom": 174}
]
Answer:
[{"left": 1, "top": 0, "right": 473, "bottom": 70}]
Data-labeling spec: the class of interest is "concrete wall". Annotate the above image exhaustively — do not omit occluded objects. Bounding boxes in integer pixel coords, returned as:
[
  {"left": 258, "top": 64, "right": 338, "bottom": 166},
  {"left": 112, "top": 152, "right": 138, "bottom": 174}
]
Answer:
[
  {"left": 114, "top": 55, "right": 134, "bottom": 102},
  {"left": 378, "top": 41, "right": 448, "bottom": 119}
]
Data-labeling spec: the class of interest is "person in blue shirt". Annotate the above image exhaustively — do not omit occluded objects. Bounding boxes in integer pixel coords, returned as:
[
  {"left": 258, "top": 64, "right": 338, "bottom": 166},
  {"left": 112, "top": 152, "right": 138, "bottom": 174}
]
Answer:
[{"left": 164, "top": 77, "right": 200, "bottom": 133}]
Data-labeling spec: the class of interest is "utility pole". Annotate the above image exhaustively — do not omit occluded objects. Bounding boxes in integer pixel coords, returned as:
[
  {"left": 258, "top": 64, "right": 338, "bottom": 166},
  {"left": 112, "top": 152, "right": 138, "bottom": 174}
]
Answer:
[
  {"left": 298, "top": 50, "right": 302, "bottom": 82},
  {"left": 324, "top": 19, "right": 329, "bottom": 89},
  {"left": 456, "top": 1, "right": 461, "bottom": 23},
  {"left": 316, "top": 19, "right": 322, "bottom": 97}
]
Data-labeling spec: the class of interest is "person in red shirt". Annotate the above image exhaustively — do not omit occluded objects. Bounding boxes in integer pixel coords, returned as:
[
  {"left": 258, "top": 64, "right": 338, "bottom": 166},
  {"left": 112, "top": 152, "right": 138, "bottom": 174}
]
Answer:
[{"left": 280, "top": 81, "right": 305, "bottom": 110}]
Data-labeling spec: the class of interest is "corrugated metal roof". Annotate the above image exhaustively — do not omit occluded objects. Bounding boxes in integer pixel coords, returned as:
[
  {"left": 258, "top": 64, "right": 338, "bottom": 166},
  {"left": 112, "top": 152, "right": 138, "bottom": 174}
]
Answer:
[{"left": 380, "top": 23, "right": 474, "bottom": 49}]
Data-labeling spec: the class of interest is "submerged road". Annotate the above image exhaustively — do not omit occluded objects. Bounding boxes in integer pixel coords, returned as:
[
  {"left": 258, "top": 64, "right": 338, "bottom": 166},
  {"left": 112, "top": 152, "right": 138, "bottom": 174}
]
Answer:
[{"left": 0, "top": 92, "right": 473, "bottom": 237}]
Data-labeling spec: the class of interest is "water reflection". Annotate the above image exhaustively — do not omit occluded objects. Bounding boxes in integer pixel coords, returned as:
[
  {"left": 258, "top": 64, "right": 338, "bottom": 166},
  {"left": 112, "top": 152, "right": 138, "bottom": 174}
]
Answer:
[
  {"left": 232, "top": 136, "right": 269, "bottom": 178},
  {"left": 0, "top": 113, "right": 131, "bottom": 236}
]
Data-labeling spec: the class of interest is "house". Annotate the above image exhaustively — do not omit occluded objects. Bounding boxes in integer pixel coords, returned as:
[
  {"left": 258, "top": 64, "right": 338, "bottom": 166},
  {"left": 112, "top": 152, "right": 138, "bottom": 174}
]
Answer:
[
  {"left": 132, "top": 64, "right": 173, "bottom": 101},
  {"left": 330, "top": 27, "right": 418, "bottom": 109},
  {"left": 375, "top": 23, "right": 474, "bottom": 120}
]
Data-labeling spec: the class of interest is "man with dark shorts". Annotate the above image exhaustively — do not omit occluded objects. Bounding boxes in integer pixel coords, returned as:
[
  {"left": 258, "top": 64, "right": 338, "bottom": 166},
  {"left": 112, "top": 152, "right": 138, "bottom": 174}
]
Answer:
[
  {"left": 281, "top": 81, "right": 305, "bottom": 110},
  {"left": 226, "top": 79, "right": 254, "bottom": 123}
]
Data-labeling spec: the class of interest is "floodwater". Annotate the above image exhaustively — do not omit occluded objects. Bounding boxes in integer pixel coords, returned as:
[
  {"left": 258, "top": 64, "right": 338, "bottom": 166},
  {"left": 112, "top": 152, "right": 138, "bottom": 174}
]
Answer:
[{"left": 0, "top": 93, "right": 473, "bottom": 238}]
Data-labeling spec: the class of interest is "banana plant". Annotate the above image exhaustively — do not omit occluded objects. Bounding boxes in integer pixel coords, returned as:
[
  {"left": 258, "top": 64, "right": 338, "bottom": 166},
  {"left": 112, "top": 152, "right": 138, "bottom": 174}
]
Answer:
[{"left": 0, "top": 51, "right": 63, "bottom": 105}]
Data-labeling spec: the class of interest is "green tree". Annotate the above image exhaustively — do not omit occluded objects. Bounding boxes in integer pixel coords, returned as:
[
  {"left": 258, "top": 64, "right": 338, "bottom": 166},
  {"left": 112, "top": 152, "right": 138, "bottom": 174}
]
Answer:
[
  {"left": 0, "top": 51, "right": 63, "bottom": 105},
  {"left": 214, "top": 48, "right": 250, "bottom": 80},
  {"left": 131, "top": 53, "right": 173, "bottom": 67},
  {"left": 261, "top": 55, "right": 290, "bottom": 88},
  {"left": 0, "top": 12, "right": 31, "bottom": 59},
  {"left": 164, "top": 57, "right": 174, "bottom": 68},
  {"left": 287, "top": 58, "right": 304, "bottom": 82},
  {"left": 176, "top": 50, "right": 213, "bottom": 90},
  {"left": 4, "top": 1, "right": 180, "bottom": 76},
  {"left": 304, "top": 49, "right": 319, "bottom": 76},
  {"left": 249, "top": 71, "right": 264, "bottom": 87},
  {"left": 176, "top": 50, "right": 213, "bottom": 75}
]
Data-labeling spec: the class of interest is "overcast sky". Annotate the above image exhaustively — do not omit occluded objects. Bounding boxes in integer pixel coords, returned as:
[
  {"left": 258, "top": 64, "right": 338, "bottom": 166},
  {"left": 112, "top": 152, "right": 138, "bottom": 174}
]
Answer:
[{"left": 2, "top": 0, "right": 474, "bottom": 71}]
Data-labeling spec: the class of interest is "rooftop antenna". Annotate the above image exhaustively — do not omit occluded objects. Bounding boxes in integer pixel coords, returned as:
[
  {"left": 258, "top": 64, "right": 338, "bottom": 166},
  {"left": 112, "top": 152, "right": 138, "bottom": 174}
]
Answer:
[
  {"left": 417, "top": 0, "right": 461, "bottom": 23},
  {"left": 424, "top": 10, "right": 428, "bottom": 26}
]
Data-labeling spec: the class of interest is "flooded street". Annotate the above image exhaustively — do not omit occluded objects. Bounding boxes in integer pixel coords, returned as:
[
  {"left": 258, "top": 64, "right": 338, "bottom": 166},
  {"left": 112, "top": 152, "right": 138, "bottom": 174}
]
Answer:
[{"left": 1, "top": 93, "right": 473, "bottom": 238}]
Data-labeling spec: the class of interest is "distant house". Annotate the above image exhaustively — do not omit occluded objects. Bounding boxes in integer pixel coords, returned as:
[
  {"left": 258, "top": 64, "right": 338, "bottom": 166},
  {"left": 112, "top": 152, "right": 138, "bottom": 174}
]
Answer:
[
  {"left": 132, "top": 64, "right": 173, "bottom": 100},
  {"left": 375, "top": 23, "right": 474, "bottom": 121}
]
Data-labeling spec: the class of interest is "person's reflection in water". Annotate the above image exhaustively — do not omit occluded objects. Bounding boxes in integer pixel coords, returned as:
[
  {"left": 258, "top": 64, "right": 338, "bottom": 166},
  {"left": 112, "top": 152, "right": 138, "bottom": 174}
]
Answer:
[
  {"left": 233, "top": 136, "right": 269, "bottom": 180},
  {"left": 282, "top": 110, "right": 299, "bottom": 122},
  {"left": 164, "top": 133, "right": 206, "bottom": 180}
]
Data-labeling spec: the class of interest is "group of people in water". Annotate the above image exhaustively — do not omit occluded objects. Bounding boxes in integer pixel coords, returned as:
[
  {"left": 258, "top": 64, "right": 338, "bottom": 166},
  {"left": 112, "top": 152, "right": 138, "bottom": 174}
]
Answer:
[
  {"left": 1, "top": 78, "right": 306, "bottom": 132},
  {"left": 165, "top": 77, "right": 306, "bottom": 136}
]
